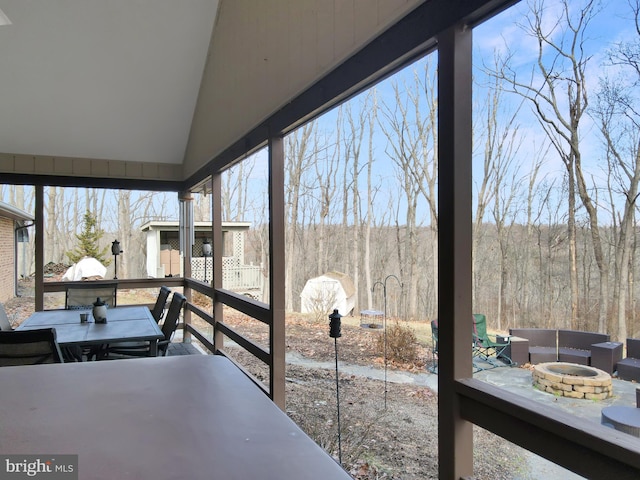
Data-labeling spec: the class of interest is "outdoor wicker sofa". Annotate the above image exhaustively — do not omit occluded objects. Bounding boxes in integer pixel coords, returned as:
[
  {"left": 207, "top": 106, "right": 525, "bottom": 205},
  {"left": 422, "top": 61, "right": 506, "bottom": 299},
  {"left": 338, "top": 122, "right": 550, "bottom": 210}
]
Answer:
[
  {"left": 557, "top": 329, "right": 609, "bottom": 365},
  {"left": 508, "top": 328, "right": 609, "bottom": 365},
  {"left": 509, "top": 328, "right": 557, "bottom": 364}
]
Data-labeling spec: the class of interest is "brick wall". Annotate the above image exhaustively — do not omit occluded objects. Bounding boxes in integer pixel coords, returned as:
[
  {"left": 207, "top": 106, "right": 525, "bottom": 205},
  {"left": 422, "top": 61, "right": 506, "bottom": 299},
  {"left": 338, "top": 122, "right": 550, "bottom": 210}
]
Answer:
[{"left": 0, "top": 218, "right": 15, "bottom": 303}]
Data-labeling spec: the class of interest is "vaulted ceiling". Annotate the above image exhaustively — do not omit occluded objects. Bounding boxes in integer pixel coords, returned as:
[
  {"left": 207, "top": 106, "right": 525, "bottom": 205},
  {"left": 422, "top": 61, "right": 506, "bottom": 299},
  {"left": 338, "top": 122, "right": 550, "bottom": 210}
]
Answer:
[
  {"left": 0, "top": 0, "right": 430, "bottom": 189},
  {"left": 0, "top": 1, "right": 217, "bottom": 180}
]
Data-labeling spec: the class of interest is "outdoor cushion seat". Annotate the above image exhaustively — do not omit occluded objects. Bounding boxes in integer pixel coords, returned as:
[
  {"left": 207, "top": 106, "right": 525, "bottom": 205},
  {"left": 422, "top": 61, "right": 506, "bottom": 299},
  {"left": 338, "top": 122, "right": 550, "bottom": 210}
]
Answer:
[
  {"left": 510, "top": 328, "right": 558, "bottom": 364},
  {"left": 618, "top": 357, "right": 640, "bottom": 383},
  {"left": 528, "top": 346, "right": 558, "bottom": 364},
  {"left": 617, "top": 339, "right": 640, "bottom": 382},
  {"left": 558, "top": 347, "right": 591, "bottom": 365},
  {"left": 557, "top": 330, "right": 609, "bottom": 366}
]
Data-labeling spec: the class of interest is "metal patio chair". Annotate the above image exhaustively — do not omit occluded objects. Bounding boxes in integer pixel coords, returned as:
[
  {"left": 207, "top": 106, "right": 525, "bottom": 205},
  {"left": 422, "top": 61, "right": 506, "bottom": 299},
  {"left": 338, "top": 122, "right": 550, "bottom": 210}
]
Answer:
[
  {"left": 472, "top": 313, "right": 513, "bottom": 369},
  {"left": 150, "top": 286, "right": 171, "bottom": 323},
  {"left": 427, "top": 319, "right": 438, "bottom": 373},
  {"left": 65, "top": 281, "right": 118, "bottom": 310},
  {"left": 0, "top": 328, "right": 64, "bottom": 366},
  {"left": 104, "top": 292, "right": 186, "bottom": 359},
  {"left": 0, "top": 303, "right": 14, "bottom": 331}
]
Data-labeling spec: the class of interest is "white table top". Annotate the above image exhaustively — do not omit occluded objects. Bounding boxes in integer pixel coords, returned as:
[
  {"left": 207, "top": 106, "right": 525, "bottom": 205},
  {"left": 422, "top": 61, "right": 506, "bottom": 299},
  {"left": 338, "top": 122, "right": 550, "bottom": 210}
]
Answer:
[
  {"left": 0, "top": 355, "right": 351, "bottom": 479},
  {"left": 17, "top": 306, "right": 163, "bottom": 347}
]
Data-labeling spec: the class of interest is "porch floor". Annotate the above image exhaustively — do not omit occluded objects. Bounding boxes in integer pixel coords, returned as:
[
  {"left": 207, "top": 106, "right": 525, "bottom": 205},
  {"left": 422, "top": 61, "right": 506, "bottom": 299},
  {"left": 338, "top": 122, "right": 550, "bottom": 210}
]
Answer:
[{"left": 167, "top": 341, "right": 203, "bottom": 356}]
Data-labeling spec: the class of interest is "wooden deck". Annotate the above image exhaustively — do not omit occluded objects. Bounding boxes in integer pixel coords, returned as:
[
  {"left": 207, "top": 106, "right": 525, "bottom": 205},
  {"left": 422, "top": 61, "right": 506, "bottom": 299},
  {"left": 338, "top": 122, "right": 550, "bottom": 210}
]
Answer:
[{"left": 166, "top": 340, "right": 202, "bottom": 356}]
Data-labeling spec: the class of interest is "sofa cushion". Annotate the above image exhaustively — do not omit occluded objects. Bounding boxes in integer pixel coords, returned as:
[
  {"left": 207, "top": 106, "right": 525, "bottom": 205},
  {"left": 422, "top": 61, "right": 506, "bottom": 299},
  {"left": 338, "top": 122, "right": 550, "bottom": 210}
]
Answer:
[
  {"left": 627, "top": 338, "right": 640, "bottom": 359},
  {"left": 558, "top": 329, "right": 609, "bottom": 350},
  {"left": 558, "top": 347, "right": 591, "bottom": 365},
  {"left": 618, "top": 357, "right": 640, "bottom": 382},
  {"left": 529, "top": 346, "right": 557, "bottom": 364},
  {"left": 509, "top": 328, "right": 556, "bottom": 348}
]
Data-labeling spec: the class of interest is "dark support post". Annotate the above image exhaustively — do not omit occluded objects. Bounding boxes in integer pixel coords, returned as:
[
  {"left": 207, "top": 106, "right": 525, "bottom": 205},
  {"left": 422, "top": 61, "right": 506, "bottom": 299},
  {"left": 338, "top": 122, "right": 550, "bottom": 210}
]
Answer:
[
  {"left": 269, "top": 134, "right": 286, "bottom": 410},
  {"left": 212, "top": 175, "right": 224, "bottom": 353},
  {"left": 438, "top": 23, "right": 474, "bottom": 479},
  {"left": 35, "top": 185, "right": 44, "bottom": 312},
  {"left": 180, "top": 191, "right": 194, "bottom": 343}
]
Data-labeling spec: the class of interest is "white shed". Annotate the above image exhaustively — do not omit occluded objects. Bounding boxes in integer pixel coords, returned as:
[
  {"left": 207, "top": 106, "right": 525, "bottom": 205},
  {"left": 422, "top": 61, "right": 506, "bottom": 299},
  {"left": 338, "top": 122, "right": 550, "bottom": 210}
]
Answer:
[
  {"left": 300, "top": 271, "right": 355, "bottom": 316},
  {"left": 140, "top": 220, "right": 251, "bottom": 278}
]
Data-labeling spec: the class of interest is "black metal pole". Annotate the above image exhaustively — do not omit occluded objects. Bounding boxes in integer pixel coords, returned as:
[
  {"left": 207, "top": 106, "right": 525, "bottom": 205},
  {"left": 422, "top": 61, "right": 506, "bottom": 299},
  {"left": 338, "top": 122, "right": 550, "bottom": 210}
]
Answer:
[
  {"left": 373, "top": 274, "right": 402, "bottom": 410},
  {"left": 329, "top": 309, "right": 342, "bottom": 464},
  {"left": 334, "top": 336, "right": 342, "bottom": 464},
  {"left": 383, "top": 282, "right": 387, "bottom": 409},
  {"left": 111, "top": 240, "right": 121, "bottom": 280}
]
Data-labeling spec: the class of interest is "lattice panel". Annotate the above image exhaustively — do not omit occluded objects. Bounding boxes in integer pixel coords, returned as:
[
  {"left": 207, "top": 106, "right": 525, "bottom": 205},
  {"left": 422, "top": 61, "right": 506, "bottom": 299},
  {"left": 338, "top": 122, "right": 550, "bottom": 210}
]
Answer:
[
  {"left": 233, "top": 231, "right": 244, "bottom": 260},
  {"left": 191, "top": 257, "right": 213, "bottom": 282},
  {"left": 222, "top": 256, "right": 240, "bottom": 269},
  {"left": 161, "top": 238, "right": 180, "bottom": 251}
]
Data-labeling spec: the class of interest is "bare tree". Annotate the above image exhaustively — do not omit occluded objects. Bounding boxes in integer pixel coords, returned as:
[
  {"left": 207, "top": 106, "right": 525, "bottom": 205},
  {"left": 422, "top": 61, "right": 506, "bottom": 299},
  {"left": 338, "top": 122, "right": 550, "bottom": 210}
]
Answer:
[
  {"left": 45, "top": 187, "right": 59, "bottom": 263},
  {"left": 338, "top": 95, "right": 372, "bottom": 313},
  {"left": 378, "top": 63, "right": 437, "bottom": 320},
  {"left": 364, "top": 91, "right": 378, "bottom": 310},
  {"left": 284, "top": 122, "right": 317, "bottom": 311},
  {"left": 411, "top": 61, "right": 439, "bottom": 320},
  {"left": 491, "top": 164, "right": 522, "bottom": 330},
  {"left": 593, "top": 0, "right": 640, "bottom": 340},
  {"left": 514, "top": 154, "right": 547, "bottom": 326},
  {"left": 494, "top": 0, "right": 602, "bottom": 329},
  {"left": 474, "top": 54, "right": 524, "bottom": 321},
  {"left": 313, "top": 124, "right": 339, "bottom": 276},
  {"left": 222, "top": 158, "right": 256, "bottom": 222}
]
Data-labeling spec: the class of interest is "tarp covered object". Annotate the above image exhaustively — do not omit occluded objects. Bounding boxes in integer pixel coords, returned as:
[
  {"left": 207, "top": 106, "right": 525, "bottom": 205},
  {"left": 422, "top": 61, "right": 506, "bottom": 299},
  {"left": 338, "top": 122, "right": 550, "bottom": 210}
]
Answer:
[
  {"left": 300, "top": 271, "right": 355, "bottom": 316},
  {"left": 62, "top": 257, "right": 107, "bottom": 281}
]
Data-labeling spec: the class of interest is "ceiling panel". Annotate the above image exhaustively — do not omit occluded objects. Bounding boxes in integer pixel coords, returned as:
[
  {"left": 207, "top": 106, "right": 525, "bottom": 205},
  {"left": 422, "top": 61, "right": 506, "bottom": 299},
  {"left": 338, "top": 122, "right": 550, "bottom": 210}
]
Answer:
[{"left": 0, "top": 0, "right": 218, "bottom": 165}]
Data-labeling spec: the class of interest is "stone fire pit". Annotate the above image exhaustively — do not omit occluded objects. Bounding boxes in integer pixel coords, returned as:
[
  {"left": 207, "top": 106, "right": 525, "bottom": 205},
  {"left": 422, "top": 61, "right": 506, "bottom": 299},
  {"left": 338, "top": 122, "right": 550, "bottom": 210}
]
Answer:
[{"left": 532, "top": 362, "right": 613, "bottom": 400}]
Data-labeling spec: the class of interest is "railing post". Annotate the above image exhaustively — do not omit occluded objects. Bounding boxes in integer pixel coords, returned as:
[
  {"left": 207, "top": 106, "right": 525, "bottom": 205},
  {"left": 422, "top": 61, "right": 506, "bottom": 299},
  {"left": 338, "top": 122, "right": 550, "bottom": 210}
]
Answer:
[
  {"left": 438, "top": 23, "right": 474, "bottom": 479},
  {"left": 35, "top": 185, "right": 44, "bottom": 312},
  {"left": 269, "top": 134, "right": 286, "bottom": 409},
  {"left": 212, "top": 174, "right": 224, "bottom": 352},
  {"left": 180, "top": 191, "right": 194, "bottom": 343}
]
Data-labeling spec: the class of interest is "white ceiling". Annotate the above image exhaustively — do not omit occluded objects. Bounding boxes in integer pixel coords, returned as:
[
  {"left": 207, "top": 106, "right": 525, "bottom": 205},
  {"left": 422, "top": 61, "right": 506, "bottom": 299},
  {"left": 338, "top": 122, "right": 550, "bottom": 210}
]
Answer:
[{"left": 0, "top": 0, "right": 218, "bottom": 165}]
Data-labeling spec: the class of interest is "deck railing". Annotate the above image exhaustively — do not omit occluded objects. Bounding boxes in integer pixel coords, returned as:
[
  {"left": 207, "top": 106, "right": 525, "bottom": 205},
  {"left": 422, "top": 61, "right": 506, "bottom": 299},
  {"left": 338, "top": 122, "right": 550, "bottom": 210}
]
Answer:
[
  {"left": 42, "top": 277, "right": 272, "bottom": 396},
  {"left": 190, "top": 257, "right": 263, "bottom": 294}
]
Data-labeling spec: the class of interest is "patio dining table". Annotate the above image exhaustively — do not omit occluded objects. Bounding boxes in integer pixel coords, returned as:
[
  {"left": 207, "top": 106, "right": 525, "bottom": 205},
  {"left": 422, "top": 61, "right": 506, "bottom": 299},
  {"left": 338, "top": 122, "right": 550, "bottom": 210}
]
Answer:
[
  {"left": 16, "top": 305, "right": 163, "bottom": 356},
  {"left": 0, "top": 355, "right": 351, "bottom": 479}
]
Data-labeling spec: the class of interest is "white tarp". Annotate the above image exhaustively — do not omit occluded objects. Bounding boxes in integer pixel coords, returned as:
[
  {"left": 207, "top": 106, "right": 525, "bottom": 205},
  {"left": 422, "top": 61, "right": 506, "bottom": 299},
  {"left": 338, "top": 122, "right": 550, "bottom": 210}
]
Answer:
[
  {"left": 300, "top": 272, "right": 356, "bottom": 316},
  {"left": 62, "top": 257, "right": 107, "bottom": 281}
]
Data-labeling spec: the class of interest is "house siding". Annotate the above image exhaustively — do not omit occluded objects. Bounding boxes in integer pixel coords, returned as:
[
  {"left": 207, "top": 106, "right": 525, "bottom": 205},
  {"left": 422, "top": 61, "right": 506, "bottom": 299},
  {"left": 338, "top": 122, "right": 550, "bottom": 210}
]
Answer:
[{"left": 0, "top": 217, "right": 15, "bottom": 302}]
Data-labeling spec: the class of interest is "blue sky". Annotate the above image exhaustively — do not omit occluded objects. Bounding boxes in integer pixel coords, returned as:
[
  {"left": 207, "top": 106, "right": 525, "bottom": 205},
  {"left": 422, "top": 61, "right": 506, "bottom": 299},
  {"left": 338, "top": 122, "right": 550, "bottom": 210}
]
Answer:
[{"left": 472, "top": 0, "right": 638, "bottom": 190}]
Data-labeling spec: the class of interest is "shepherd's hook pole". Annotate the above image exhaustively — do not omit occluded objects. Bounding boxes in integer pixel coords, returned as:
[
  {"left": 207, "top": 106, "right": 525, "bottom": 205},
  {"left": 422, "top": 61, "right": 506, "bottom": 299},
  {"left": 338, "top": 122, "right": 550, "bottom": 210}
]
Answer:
[{"left": 373, "top": 274, "right": 402, "bottom": 410}]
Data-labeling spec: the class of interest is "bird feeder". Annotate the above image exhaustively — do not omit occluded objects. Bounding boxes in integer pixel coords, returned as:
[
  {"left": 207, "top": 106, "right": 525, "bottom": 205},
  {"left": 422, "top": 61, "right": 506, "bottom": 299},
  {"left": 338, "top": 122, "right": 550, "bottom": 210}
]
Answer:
[{"left": 359, "top": 309, "right": 384, "bottom": 330}]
